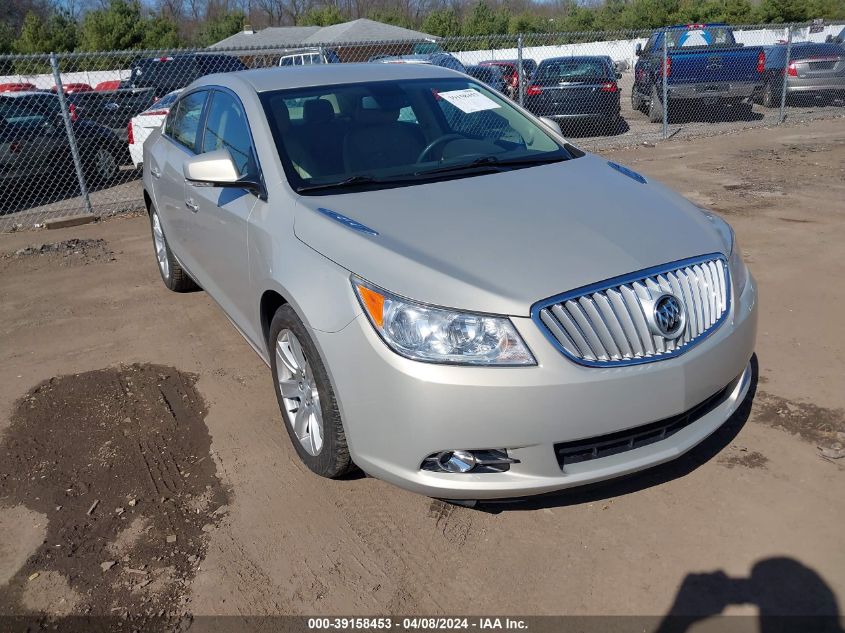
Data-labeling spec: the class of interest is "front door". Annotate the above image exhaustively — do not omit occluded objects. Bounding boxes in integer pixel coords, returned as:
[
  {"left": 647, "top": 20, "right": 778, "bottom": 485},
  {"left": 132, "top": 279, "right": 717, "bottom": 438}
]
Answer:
[{"left": 184, "top": 89, "right": 261, "bottom": 342}]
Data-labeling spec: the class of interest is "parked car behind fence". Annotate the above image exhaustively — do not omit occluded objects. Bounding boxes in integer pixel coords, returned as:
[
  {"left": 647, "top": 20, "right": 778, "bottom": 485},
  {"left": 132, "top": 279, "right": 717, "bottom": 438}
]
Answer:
[
  {"left": 759, "top": 42, "right": 845, "bottom": 108},
  {"left": 632, "top": 23, "right": 766, "bottom": 123},
  {"left": 465, "top": 65, "right": 507, "bottom": 94},
  {"left": 129, "top": 53, "right": 247, "bottom": 100},
  {"left": 525, "top": 56, "right": 622, "bottom": 135},
  {"left": 479, "top": 59, "right": 538, "bottom": 100},
  {"left": 0, "top": 91, "right": 126, "bottom": 213}
]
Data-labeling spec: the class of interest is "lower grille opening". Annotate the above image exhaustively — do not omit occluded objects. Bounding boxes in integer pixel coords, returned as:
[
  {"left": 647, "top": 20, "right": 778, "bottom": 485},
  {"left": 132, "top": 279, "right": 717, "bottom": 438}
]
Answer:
[{"left": 554, "top": 380, "right": 735, "bottom": 469}]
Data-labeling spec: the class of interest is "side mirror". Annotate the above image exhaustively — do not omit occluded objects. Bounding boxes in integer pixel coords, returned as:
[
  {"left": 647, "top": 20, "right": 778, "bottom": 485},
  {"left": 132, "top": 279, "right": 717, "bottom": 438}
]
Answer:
[
  {"left": 826, "top": 34, "right": 833, "bottom": 42},
  {"left": 635, "top": 43, "right": 643, "bottom": 56},
  {"left": 183, "top": 149, "right": 260, "bottom": 192},
  {"left": 539, "top": 116, "right": 561, "bottom": 134}
]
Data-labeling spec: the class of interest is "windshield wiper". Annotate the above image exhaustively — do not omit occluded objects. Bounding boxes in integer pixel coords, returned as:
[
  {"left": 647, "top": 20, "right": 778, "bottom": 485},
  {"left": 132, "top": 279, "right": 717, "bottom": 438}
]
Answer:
[
  {"left": 414, "top": 154, "right": 566, "bottom": 177},
  {"left": 296, "top": 174, "right": 378, "bottom": 193}
]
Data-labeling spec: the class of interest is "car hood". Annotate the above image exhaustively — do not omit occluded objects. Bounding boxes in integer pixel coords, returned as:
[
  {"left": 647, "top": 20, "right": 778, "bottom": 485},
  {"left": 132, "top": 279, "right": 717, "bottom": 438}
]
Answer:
[{"left": 293, "top": 153, "right": 727, "bottom": 316}]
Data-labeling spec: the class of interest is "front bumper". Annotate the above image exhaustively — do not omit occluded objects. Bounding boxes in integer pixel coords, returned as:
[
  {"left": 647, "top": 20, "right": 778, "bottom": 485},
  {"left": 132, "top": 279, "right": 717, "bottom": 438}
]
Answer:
[{"left": 314, "top": 273, "right": 757, "bottom": 500}]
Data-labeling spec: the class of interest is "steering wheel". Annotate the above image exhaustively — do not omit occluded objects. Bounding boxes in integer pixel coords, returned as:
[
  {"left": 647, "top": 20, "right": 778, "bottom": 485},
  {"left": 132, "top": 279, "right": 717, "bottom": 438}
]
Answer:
[{"left": 417, "top": 134, "right": 464, "bottom": 163}]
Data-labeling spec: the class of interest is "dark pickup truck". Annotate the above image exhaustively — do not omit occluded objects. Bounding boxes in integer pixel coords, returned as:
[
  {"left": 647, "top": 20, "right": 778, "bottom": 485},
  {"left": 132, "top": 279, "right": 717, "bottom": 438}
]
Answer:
[{"left": 632, "top": 24, "right": 766, "bottom": 122}]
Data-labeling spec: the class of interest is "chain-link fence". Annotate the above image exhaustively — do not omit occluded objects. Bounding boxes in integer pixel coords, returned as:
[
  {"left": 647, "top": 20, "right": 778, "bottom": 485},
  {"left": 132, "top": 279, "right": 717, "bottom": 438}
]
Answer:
[{"left": 1, "top": 22, "right": 843, "bottom": 232}]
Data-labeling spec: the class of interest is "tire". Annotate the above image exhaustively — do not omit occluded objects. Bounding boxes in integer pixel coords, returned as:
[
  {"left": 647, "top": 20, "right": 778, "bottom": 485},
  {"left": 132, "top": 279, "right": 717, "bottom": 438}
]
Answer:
[
  {"left": 648, "top": 86, "right": 664, "bottom": 123},
  {"left": 631, "top": 87, "right": 644, "bottom": 112},
  {"left": 762, "top": 81, "right": 777, "bottom": 109},
  {"left": 86, "top": 146, "right": 119, "bottom": 185},
  {"left": 269, "top": 304, "right": 353, "bottom": 479},
  {"left": 148, "top": 204, "right": 198, "bottom": 292}
]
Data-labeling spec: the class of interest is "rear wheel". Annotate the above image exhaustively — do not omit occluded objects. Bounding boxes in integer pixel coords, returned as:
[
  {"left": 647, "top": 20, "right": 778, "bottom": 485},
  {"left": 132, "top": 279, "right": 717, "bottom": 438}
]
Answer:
[
  {"left": 149, "top": 205, "right": 198, "bottom": 292},
  {"left": 762, "top": 81, "right": 777, "bottom": 109},
  {"left": 648, "top": 86, "right": 664, "bottom": 123},
  {"left": 631, "top": 87, "right": 644, "bottom": 112},
  {"left": 86, "top": 146, "right": 118, "bottom": 184},
  {"left": 269, "top": 305, "right": 353, "bottom": 479}
]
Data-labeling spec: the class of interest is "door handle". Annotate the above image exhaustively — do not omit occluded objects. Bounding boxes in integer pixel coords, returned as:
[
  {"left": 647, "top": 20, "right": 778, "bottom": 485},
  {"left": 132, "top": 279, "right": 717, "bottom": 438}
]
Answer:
[
  {"left": 149, "top": 165, "right": 161, "bottom": 178},
  {"left": 185, "top": 198, "right": 199, "bottom": 212}
]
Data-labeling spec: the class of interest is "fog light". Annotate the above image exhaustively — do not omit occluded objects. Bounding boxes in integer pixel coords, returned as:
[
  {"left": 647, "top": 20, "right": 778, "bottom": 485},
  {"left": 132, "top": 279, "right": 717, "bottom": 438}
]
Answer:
[
  {"left": 436, "top": 450, "right": 477, "bottom": 473},
  {"left": 422, "top": 449, "right": 519, "bottom": 473}
]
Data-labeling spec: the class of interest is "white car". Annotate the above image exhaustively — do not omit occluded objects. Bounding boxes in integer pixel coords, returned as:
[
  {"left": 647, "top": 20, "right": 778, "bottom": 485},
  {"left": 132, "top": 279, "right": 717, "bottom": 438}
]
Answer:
[{"left": 128, "top": 90, "right": 181, "bottom": 168}]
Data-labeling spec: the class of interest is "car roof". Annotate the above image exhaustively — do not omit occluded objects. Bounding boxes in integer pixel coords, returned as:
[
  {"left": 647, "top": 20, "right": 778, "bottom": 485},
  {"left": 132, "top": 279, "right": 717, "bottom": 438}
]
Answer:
[
  {"left": 0, "top": 91, "right": 52, "bottom": 98},
  {"left": 197, "top": 63, "right": 465, "bottom": 93},
  {"left": 541, "top": 56, "right": 612, "bottom": 64}
]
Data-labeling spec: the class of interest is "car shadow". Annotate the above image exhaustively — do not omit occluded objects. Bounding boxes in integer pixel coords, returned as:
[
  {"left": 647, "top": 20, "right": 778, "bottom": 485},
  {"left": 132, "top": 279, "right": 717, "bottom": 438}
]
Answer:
[
  {"left": 558, "top": 117, "right": 631, "bottom": 138},
  {"left": 474, "top": 354, "right": 759, "bottom": 514},
  {"left": 666, "top": 103, "right": 765, "bottom": 124},
  {"left": 654, "top": 556, "right": 844, "bottom": 633}
]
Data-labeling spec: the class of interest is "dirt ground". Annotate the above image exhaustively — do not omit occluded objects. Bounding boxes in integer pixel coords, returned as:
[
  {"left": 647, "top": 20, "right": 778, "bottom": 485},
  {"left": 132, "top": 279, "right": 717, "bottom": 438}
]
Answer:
[{"left": 0, "top": 117, "right": 843, "bottom": 624}]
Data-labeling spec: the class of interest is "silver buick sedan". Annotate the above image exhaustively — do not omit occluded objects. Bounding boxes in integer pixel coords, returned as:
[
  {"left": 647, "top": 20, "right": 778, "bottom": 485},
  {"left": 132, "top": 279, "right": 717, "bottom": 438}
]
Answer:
[{"left": 142, "top": 63, "right": 757, "bottom": 501}]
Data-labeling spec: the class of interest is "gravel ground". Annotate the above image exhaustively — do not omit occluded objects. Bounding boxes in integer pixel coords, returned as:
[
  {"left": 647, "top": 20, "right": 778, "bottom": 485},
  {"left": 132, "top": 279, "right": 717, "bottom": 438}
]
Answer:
[{"left": 0, "top": 117, "right": 843, "bottom": 627}]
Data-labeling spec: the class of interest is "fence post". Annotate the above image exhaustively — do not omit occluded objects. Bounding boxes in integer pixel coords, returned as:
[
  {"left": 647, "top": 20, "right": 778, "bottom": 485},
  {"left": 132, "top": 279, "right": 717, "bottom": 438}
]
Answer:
[
  {"left": 778, "top": 24, "right": 794, "bottom": 124},
  {"left": 517, "top": 34, "right": 524, "bottom": 105},
  {"left": 50, "top": 51, "right": 94, "bottom": 217},
  {"left": 661, "top": 28, "right": 669, "bottom": 139}
]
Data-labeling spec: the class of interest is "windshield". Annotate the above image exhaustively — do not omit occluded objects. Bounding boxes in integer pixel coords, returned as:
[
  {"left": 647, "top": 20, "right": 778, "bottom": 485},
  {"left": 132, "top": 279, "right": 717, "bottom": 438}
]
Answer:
[
  {"left": 536, "top": 59, "right": 611, "bottom": 82},
  {"left": 666, "top": 27, "right": 735, "bottom": 48},
  {"left": 260, "top": 77, "right": 571, "bottom": 194}
]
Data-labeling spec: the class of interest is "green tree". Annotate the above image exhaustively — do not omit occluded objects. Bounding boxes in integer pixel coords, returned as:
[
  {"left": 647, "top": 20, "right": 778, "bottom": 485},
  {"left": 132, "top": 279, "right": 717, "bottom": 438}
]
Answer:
[
  {"left": 754, "top": 0, "right": 809, "bottom": 23},
  {"left": 367, "top": 9, "right": 413, "bottom": 30},
  {"left": 298, "top": 5, "right": 344, "bottom": 27},
  {"left": 422, "top": 8, "right": 462, "bottom": 38},
  {"left": 508, "top": 13, "right": 546, "bottom": 34},
  {"left": 195, "top": 11, "right": 245, "bottom": 47},
  {"left": 561, "top": 6, "right": 597, "bottom": 32},
  {"left": 144, "top": 14, "right": 180, "bottom": 49},
  {"left": 79, "top": 0, "right": 146, "bottom": 51},
  {"left": 805, "top": 0, "right": 845, "bottom": 20},
  {"left": 462, "top": 1, "right": 509, "bottom": 37},
  {"left": 14, "top": 10, "right": 78, "bottom": 53}
]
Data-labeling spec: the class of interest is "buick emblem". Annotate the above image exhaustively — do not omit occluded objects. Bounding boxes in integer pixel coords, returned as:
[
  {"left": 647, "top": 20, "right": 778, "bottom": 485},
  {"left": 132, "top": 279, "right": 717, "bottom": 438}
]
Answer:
[{"left": 651, "top": 294, "right": 686, "bottom": 340}]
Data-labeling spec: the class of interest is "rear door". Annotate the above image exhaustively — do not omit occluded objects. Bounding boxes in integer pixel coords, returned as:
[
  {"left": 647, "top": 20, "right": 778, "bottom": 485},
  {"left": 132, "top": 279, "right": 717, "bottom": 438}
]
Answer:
[
  {"left": 149, "top": 90, "right": 208, "bottom": 269},
  {"left": 185, "top": 88, "right": 261, "bottom": 336}
]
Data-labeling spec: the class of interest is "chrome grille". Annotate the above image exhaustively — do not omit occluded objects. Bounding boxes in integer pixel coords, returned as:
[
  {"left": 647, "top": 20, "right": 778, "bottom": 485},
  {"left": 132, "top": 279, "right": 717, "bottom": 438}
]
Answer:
[{"left": 532, "top": 255, "right": 730, "bottom": 367}]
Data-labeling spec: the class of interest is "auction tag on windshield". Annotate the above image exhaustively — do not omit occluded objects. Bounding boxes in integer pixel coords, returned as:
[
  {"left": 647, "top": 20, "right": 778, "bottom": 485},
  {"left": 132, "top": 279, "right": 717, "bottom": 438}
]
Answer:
[{"left": 438, "top": 88, "right": 501, "bottom": 113}]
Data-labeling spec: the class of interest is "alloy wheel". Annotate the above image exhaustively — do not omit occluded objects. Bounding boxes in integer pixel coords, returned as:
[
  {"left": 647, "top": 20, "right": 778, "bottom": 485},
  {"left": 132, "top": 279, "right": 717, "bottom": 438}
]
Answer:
[
  {"left": 151, "top": 211, "right": 169, "bottom": 279},
  {"left": 96, "top": 148, "right": 117, "bottom": 181},
  {"left": 275, "top": 329, "right": 324, "bottom": 456}
]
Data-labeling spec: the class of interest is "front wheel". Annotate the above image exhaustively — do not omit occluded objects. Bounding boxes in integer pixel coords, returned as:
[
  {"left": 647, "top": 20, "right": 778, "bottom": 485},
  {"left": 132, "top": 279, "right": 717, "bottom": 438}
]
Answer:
[{"left": 270, "top": 305, "right": 353, "bottom": 478}]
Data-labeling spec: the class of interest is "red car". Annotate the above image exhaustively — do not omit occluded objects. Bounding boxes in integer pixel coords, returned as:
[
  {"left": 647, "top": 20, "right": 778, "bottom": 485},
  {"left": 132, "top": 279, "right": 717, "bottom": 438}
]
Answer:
[
  {"left": 479, "top": 59, "right": 538, "bottom": 99},
  {"left": 94, "top": 80, "right": 123, "bottom": 92},
  {"left": 0, "top": 83, "right": 37, "bottom": 93},
  {"left": 52, "top": 83, "right": 94, "bottom": 94}
]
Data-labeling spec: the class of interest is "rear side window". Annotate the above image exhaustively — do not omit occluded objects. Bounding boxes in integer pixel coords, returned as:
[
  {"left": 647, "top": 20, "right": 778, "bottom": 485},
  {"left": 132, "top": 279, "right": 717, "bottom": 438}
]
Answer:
[
  {"left": 168, "top": 91, "right": 207, "bottom": 151},
  {"left": 200, "top": 91, "right": 255, "bottom": 177}
]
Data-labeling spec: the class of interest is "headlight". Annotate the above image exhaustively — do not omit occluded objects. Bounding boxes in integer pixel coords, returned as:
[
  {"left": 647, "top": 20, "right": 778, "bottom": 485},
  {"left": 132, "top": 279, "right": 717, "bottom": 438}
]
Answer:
[
  {"left": 352, "top": 278, "right": 536, "bottom": 366},
  {"left": 702, "top": 210, "right": 748, "bottom": 296}
]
